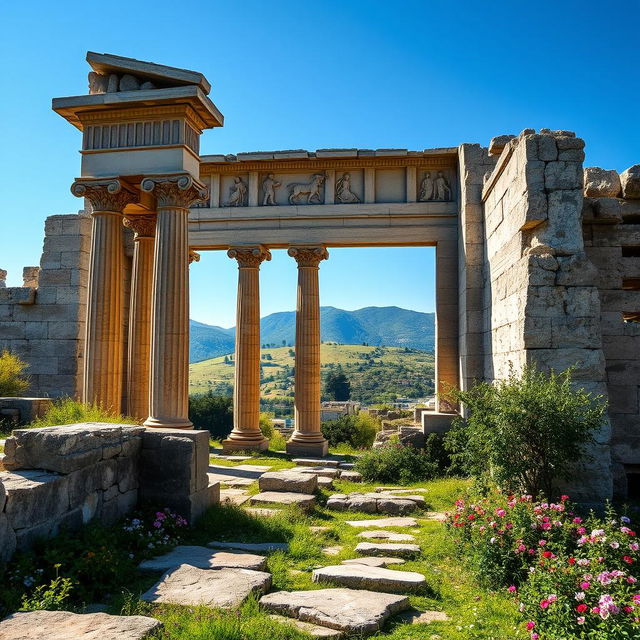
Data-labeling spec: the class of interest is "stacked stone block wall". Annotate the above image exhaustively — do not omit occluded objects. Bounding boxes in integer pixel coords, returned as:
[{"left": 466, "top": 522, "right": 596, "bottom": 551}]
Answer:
[
  {"left": 481, "top": 130, "right": 612, "bottom": 502},
  {"left": 0, "top": 214, "right": 91, "bottom": 398},
  {"left": 582, "top": 166, "right": 640, "bottom": 497},
  {"left": 0, "top": 423, "right": 217, "bottom": 565}
]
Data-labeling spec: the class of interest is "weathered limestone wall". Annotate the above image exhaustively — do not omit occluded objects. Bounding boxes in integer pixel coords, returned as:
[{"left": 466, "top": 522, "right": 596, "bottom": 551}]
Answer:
[
  {"left": 481, "top": 130, "right": 612, "bottom": 502},
  {"left": 582, "top": 165, "right": 640, "bottom": 497},
  {"left": 0, "top": 423, "right": 218, "bottom": 565},
  {"left": 0, "top": 215, "right": 91, "bottom": 398}
]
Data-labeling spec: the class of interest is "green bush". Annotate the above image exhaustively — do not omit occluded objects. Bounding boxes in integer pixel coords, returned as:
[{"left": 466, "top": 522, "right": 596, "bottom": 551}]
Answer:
[
  {"left": 444, "top": 366, "right": 607, "bottom": 499},
  {"left": 0, "top": 350, "right": 29, "bottom": 397},
  {"left": 259, "top": 412, "right": 275, "bottom": 438},
  {"left": 321, "top": 413, "right": 379, "bottom": 449},
  {"left": 30, "top": 398, "right": 137, "bottom": 428},
  {"left": 355, "top": 443, "right": 439, "bottom": 484},
  {"left": 189, "top": 392, "right": 233, "bottom": 438}
]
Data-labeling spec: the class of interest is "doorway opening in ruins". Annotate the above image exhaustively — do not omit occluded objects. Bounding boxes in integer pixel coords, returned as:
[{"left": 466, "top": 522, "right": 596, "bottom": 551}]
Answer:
[{"left": 188, "top": 245, "right": 437, "bottom": 426}]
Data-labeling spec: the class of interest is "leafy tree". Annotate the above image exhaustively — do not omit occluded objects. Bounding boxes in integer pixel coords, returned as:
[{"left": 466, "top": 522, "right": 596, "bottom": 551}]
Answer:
[
  {"left": 444, "top": 365, "right": 607, "bottom": 499},
  {"left": 324, "top": 368, "right": 351, "bottom": 401},
  {"left": 189, "top": 392, "right": 233, "bottom": 439},
  {"left": 0, "top": 350, "right": 29, "bottom": 396}
]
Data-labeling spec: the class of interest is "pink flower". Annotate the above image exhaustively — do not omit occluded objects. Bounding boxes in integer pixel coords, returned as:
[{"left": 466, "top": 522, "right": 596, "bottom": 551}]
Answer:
[
  {"left": 577, "top": 616, "right": 585, "bottom": 624},
  {"left": 538, "top": 539, "right": 547, "bottom": 547},
  {"left": 540, "top": 599, "right": 550, "bottom": 609},
  {"left": 627, "top": 577, "right": 637, "bottom": 584},
  {"left": 548, "top": 594, "right": 557, "bottom": 603},
  {"left": 580, "top": 581, "right": 590, "bottom": 590},
  {"left": 531, "top": 634, "right": 539, "bottom": 640},
  {"left": 526, "top": 621, "right": 535, "bottom": 630},
  {"left": 573, "top": 517, "right": 583, "bottom": 524},
  {"left": 632, "top": 594, "right": 640, "bottom": 604},
  {"left": 496, "top": 508, "right": 506, "bottom": 517},
  {"left": 507, "top": 585, "right": 517, "bottom": 593}
]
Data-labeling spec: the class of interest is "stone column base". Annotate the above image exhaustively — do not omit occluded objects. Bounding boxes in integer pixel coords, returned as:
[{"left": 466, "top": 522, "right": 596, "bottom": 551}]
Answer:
[
  {"left": 222, "top": 435, "right": 269, "bottom": 453},
  {"left": 286, "top": 437, "right": 328, "bottom": 458},
  {"left": 143, "top": 416, "right": 193, "bottom": 430}
]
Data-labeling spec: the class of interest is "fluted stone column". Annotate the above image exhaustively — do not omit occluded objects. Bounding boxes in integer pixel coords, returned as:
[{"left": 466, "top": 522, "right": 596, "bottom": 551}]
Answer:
[
  {"left": 223, "top": 246, "right": 271, "bottom": 453},
  {"left": 123, "top": 215, "right": 156, "bottom": 420},
  {"left": 71, "top": 178, "right": 136, "bottom": 411},
  {"left": 141, "top": 174, "right": 208, "bottom": 429},
  {"left": 286, "top": 246, "right": 329, "bottom": 457}
]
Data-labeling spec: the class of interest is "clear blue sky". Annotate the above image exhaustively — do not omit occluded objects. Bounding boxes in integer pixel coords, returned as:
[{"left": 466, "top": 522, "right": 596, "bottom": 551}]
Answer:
[{"left": 1, "top": 1, "right": 638, "bottom": 326}]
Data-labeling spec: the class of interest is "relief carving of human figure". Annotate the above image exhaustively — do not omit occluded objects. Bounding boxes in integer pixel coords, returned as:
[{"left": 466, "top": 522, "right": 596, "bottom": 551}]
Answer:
[
  {"left": 434, "top": 171, "right": 451, "bottom": 201},
  {"left": 335, "top": 172, "right": 360, "bottom": 204},
  {"left": 262, "top": 173, "right": 281, "bottom": 206},
  {"left": 228, "top": 177, "right": 247, "bottom": 207},
  {"left": 419, "top": 172, "right": 434, "bottom": 201}
]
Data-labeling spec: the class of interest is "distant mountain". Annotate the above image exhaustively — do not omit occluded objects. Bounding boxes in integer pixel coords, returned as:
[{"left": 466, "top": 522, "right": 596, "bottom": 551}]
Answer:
[{"left": 190, "top": 306, "right": 435, "bottom": 363}]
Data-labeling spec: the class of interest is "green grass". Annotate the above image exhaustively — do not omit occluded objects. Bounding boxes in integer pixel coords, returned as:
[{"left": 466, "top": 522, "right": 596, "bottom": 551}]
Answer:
[{"left": 29, "top": 398, "right": 139, "bottom": 429}]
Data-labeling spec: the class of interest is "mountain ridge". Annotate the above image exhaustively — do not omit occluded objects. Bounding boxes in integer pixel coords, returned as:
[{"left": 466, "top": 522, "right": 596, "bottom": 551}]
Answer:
[{"left": 189, "top": 305, "right": 435, "bottom": 362}]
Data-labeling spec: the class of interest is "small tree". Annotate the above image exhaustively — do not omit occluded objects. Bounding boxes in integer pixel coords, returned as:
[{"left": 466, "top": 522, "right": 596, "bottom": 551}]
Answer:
[
  {"left": 189, "top": 392, "right": 233, "bottom": 439},
  {"left": 444, "top": 365, "right": 607, "bottom": 499},
  {"left": 0, "top": 350, "right": 29, "bottom": 396},
  {"left": 324, "top": 368, "right": 351, "bottom": 401}
]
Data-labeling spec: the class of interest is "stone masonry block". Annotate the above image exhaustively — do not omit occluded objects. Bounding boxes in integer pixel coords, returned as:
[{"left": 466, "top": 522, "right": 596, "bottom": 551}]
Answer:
[
  {"left": 0, "top": 512, "right": 17, "bottom": 564},
  {"left": 545, "top": 161, "right": 583, "bottom": 191},
  {"left": 538, "top": 135, "right": 558, "bottom": 161},
  {"left": 621, "top": 165, "right": 640, "bottom": 199}
]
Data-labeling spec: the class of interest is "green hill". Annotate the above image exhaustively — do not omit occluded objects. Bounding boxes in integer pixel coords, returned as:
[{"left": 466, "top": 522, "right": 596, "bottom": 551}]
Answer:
[
  {"left": 189, "top": 306, "right": 435, "bottom": 362},
  {"left": 189, "top": 343, "right": 435, "bottom": 405}
]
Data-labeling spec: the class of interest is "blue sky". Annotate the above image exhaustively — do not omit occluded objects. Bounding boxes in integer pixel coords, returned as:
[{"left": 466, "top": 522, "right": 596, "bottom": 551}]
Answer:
[{"left": 1, "top": 0, "right": 638, "bottom": 326}]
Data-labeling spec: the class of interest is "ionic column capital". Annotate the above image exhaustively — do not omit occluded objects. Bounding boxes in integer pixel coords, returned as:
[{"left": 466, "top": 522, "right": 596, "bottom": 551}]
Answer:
[
  {"left": 287, "top": 245, "right": 329, "bottom": 267},
  {"left": 188, "top": 250, "right": 201, "bottom": 264},
  {"left": 71, "top": 178, "right": 137, "bottom": 213},
  {"left": 228, "top": 246, "right": 272, "bottom": 268},
  {"left": 140, "top": 173, "right": 208, "bottom": 209},
  {"left": 123, "top": 214, "right": 156, "bottom": 240}
]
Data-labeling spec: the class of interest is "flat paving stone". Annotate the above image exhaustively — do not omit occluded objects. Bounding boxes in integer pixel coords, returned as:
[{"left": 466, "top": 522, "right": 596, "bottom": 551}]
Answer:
[
  {"left": 375, "top": 493, "right": 426, "bottom": 507},
  {"left": 293, "top": 458, "right": 340, "bottom": 468},
  {"left": 220, "top": 489, "right": 251, "bottom": 505},
  {"left": 313, "top": 564, "right": 425, "bottom": 594},
  {"left": 317, "top": 476, "right": 334, "bottom": 488},
  {"left": 140, "top": 564, "right": 271, "bottom": 609},
  {"left": 355, "top": 542, "right": 421, "bottom": 559},
  {"left": 245, "top": 507, "right": 279, "bottom": 517},
  {"left": 260, "top": 587, "right": 410, "bottom": 635},
  {"left": 250, "top": 491, "right": 316, "bottom": 510},
  {"left": 268, "top": 614, "right": 343, "bottom": 637},
  {"left": 338, "top": 462, "right": 355, "bottom": 470},
  {"left": 210, "top": 455, "right": 252, "bottom": 461},
  {"left": 357, "top": 530, "right": 416, "bottom": 542},
  {"left": 208, "top": 464, "right": 272, "bottom": 480},
  {"left": 208, "top": 540, "right": 289, "bottom": 553},
  {"left": 297, "top": 467, "right": 340, "bottom": 478},
  {"left": 422, "top": 511, "right": 447, "bottom": 522},
  {"left": 138, "top": 546, "right": 267, "bottom": 571},
  {"left": 346, "top": 517, "right": 418, "bottom": 528},
  {"left": 375, "top": 487, "right": 428, "bottom": 494},
  {"left": 259, "top": 471, "right": 317, "bottom": 494},
  {"left": 208, "top": 473, "right": 254, "bottom": 487},
  {"left": 0, "top": 610, "right": 161, "bottom": 639},
  {"left": 327, "top": 493, "right": 420, "bottom": 514},
  {"left": 322, "top": 545, "right": 343, "bottom": 556},
  {"left": 339, "top": 471, "right": 362, "bottom": 482},
  {"left": 395, "top": 609, "right": 450, "bottom": 624},
  {"left": 342, "top": 557, "right": 405, "bottom": 568}
]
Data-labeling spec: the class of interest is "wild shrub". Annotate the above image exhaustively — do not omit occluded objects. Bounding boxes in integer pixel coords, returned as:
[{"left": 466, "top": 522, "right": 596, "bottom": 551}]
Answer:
[
  {"left": 321, "top": 413, "right": 379, "bottom": 449},
  {"left": 30, "top": 398, "right": 137, "bottom": 428},
  {"left": 355, "top": 443, "right": 439, "bottom": 484},
  {"left": 444, "top": 366, "right": 607, "bottom": 499},
  {"left": 0, "top": 350, "right": 29, "bottom": 397},
  {"left": 259, "top": 412, "right": 275, "bottom": 438},
  {"left": 189, "top": 392, "right": 233, "bottom": 438}
]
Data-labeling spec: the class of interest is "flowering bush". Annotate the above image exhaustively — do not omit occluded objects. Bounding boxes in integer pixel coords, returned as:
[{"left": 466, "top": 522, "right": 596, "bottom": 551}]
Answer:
[
  {"left": 121, "top": 508, "right": 188, "bottom": 558},
  {"left": 447, "top": 491, "right": 640, "bottom": 638}
]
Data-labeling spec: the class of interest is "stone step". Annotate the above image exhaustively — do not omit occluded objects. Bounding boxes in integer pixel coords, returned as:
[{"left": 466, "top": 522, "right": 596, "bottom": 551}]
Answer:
[
  {"left": 327, "top": 493, "right": 419, "bottom": 515},
  {"left": 375, "top": 487, "right": 428, "bottom": 494},
  {"left": 338, "top": 462, "right": 355, "bottom": 470},
  {"left": 342, "top": 556, "right": 405, "bottom": 568},
  {"left": 268, "top": 614, "right": 343, "bottom": 637},
  {"left": 208, "top": 474, "right": 254, "bottom": 487},
  {"left": 293, "top": 458, "right": 341, "bottom": 468},
  {"left": 259, "top": 587, "right": 410, "bottom": 636},
  {"left": 0, "top": 611, "right": 161, "bottom": 640},
  {"left": 140, "top": 564, "right": 271, "bottom": 609},
  {"left": 138, "top": 545, "right": 267, "bottom": 572},
  {"left": 259, "top": 471, "right": 317, "bottom": 494},
  {"left": 208, "top": 540, "right": 289, "bottom": 553},
  {"left": 250, "top": 491, "right": 316, "bottom": 510},
  {"left": 355, "top": 542, "right": 421, "bottom": 559},
  {"left": 357, "top": 530, "right": 416, "bottom": 542},
  {"left": 245, "top": 507, "right": 280, "bottom": 517},
  {"left": 220, "top": 488, "right": 251, "bottom": 505},
  {"left": 312, "top": 564, "right": 425, "bottom": 594},
  {"left": 345, "top": 517, "right": 418, "bottom": 528},
  {"left": 317, "top": 476, "right": 334, "bottom": 488},
  {"left": 297, "top": 467, "right": 340, "bottom": 478},
  {"left": 339, "top": 471, "right": 362, "bottom": 482}
]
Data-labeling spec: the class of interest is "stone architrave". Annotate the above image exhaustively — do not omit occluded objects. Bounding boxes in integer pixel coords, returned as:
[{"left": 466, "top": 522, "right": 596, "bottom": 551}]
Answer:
[
  {"left": 222, "top": 246, "right": 271, "bottom": 452},
  {"left": 286, "top": 246, "right": 329, "bottom": 457},
  {"left": 123, "top": 215, "right": 156, "bottom": 421},
  {"left": 141, "top": 174, "right": 208, "bottom": 429},
  {"left": 71, "top": 178, "right": 137, "bottom": 411}
]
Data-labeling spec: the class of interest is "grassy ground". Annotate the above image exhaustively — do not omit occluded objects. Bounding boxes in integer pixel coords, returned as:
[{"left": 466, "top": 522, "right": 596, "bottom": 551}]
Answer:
[{"left": 108, "top": 459, "right": 523, "bottom": 639}]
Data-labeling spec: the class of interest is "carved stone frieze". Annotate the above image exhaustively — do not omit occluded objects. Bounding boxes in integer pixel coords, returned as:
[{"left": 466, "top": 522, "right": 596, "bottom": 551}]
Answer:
[
  {"left": 287, "top": 174, "right": 325, "bottom": 205},
  {"left": 287, "top": 246, "right": 329, "bottom": 267},
  {"left": 335, "top": 172, "right": 360, "bottom": 203},
  {"left": 262, "top": 174, "right": 281, "bottom": 206},
  {"left": 227, "top": 177, "right": 248, "bottom": 207},
  {"left": 123, "top": 214, "right": 156, "bottom": 239},
  {"left": 70, "top": 178, "right": 137, "bottom": 213},
  {"left": 140, "top": 174, "right": 208, "bottom": 209},
  {"left": 228, "top": 246, "right": 272, "bottom": 268},
  {"left": 419, "top": 171, "right": 452, "bottom": 202}
]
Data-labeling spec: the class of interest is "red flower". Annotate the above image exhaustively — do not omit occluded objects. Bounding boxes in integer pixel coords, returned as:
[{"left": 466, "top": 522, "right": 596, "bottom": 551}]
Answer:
[
  {"left": 576, "top": 604, "right": 588, "bottom": 613},
  {"left": 568, "top": 557, "right": 576, "bottom": 565},
  {"left": 624, "top": 556, "right": 634, "bottom": 564}
]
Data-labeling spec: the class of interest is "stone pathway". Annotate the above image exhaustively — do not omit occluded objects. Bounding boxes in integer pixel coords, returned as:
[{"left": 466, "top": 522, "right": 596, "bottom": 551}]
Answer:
[
  {"left": 342, "top": 556, "right": 405, "bottom": 567},
  {"left": 357, "top": 530, "right": 416, "bottom": 542},
  {"left": 140, "top": 564, "right": 271, "bottom": 609},
  {"left": 355, "top": 542, "right": 421, "bottom": 558},
  {"left": 220, "top": 488, "right": 251, "bottom": 505},
  {"left": 0, "top": 610, "right": 161, "bottom": 639},
  {"left": 312, "top": 564, "right": 425, "bottom": 594},
  {"left": 138, "top": 546, "right": 267, "bottom": 571},
  {"left": 268, "top": 614, "right": 343, "bottom": 637},
  {"left": 208, "top": 464, "right": 272, "bottom": 486},
  {"left": 327, "top": 492, "right": 424, "bottom": 514},
  {"left": 259, "top": 588, "right": 410, "bottom": 635},
  {"left": 250, "top": 491, "right": 316, "bottom": 510},
  {"left": 245, "top": 507, "right": 279, "bottom": 517},
  {"left": 259, "top": 471, "right": 317, "bottom": 493},
  {"left": 345, "top": 517, "right": 418, "bottom": 528}
]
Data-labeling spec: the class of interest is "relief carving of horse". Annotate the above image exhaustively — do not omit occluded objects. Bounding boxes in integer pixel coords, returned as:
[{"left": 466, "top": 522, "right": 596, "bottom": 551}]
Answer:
[{"left": 287, "top": 174, "right": 326, "bottom": 204}]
